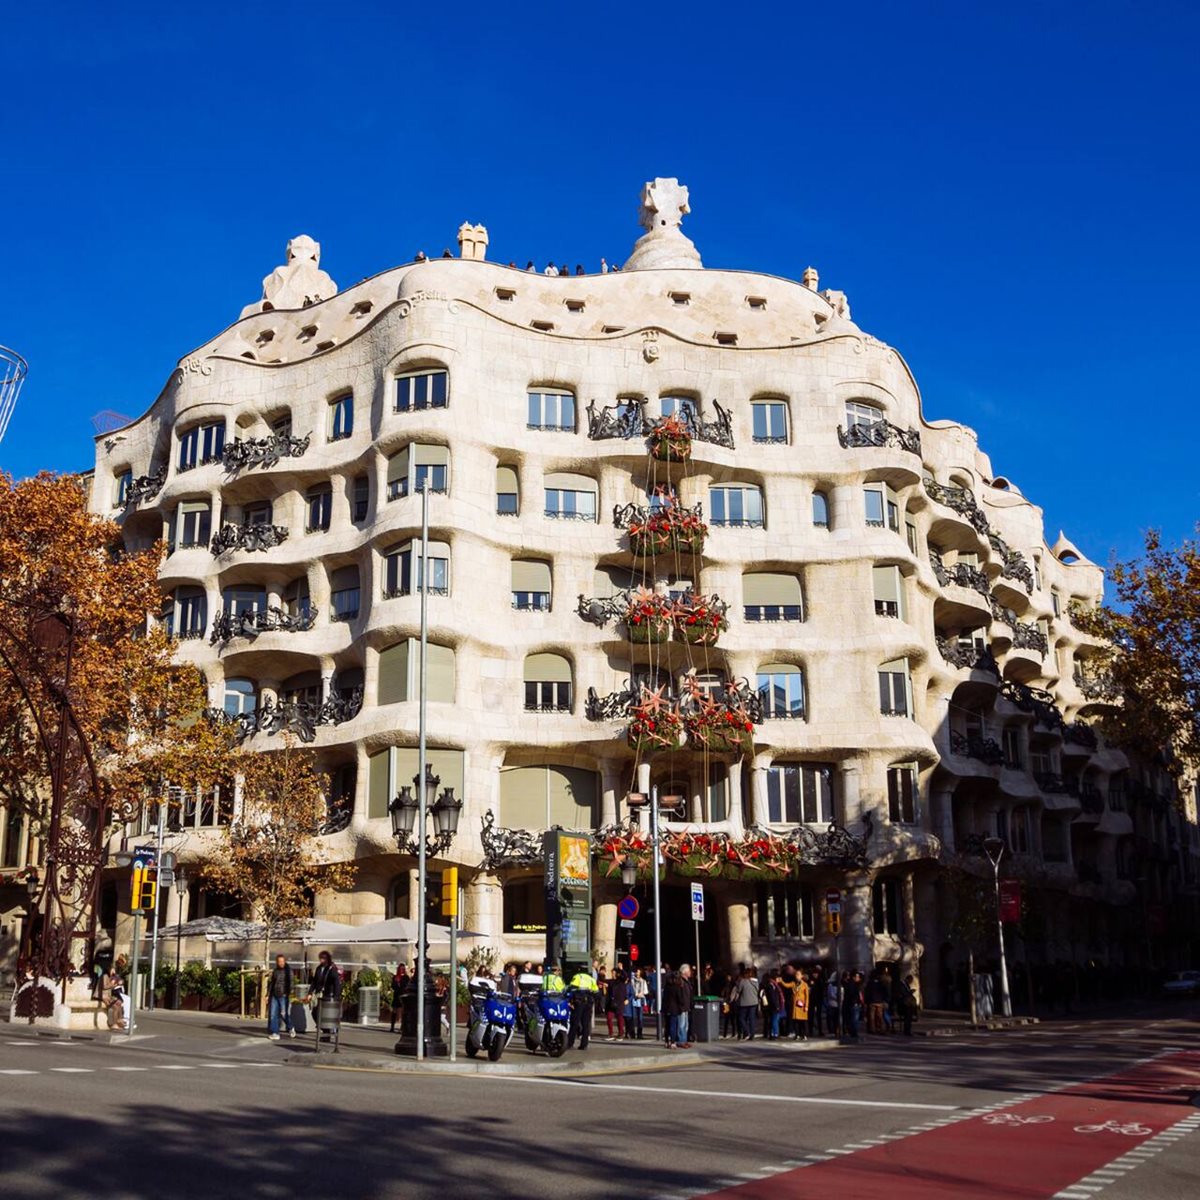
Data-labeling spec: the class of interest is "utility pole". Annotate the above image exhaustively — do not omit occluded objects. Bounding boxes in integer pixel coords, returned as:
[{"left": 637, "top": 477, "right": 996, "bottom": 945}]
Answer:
[
  {"left": 416, "top": 477, "right": 430, "bottom": 1061},
  {"left": 651, "top": 784, "right": 662, "bottom": 1038}
]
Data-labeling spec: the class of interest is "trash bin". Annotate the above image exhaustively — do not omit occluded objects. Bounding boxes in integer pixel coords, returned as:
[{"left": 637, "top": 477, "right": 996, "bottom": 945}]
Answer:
[
  {"left": 315, "top": 999, "right": 343, "bottom": 1052},
  {"left": 358, "top": 985, "right": 380, "bottom": 1025},
  {"left": 691, "top": 996, "right": 722, "bottom": 1042}
]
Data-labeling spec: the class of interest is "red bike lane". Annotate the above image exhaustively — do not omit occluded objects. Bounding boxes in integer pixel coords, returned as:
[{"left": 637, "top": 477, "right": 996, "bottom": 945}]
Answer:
[{"left": 701, "top": 1050, "right": 1200, "bottom": 1200}]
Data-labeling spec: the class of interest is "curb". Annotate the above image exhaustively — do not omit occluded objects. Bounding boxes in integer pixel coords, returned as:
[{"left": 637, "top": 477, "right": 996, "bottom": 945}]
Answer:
[{"left": 288, "top": 1049, "right": 705, "bottom": 1076}]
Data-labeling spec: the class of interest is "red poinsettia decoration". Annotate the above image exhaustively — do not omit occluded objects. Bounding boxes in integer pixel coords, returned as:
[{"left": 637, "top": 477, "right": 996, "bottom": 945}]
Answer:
[
  {"left": 671, "top": 591, "right": 729, "bottom": 646},
  {"left": 628, "top": 685, "right": 683, "bottom": 754},
  {"left": 622, "top": 587, "right": 674, "bottom": 643},
  {"left": 647, "top": 412, "right": 693, "bottom": 462}
]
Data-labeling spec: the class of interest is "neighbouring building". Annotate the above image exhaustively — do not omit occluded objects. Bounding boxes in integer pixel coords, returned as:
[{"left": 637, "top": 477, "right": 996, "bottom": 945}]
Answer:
[{"left": 12, "top": 176, "right": 1193, "bottom": 999}]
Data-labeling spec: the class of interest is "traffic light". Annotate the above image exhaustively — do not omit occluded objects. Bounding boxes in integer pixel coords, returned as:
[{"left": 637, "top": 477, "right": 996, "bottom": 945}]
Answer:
[
  {"left": 441, "top": 867, "right": 458, "bottom": 918},
  {"left": 826, "top": 911, "right": 842, "bottom": 935},
  {"left": 132, "top": 866, "right": 158, "bottom": 912}
]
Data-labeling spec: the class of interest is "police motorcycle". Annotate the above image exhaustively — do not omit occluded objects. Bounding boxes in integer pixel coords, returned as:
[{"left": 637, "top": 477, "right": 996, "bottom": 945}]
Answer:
[
  {"left": 464, "top": 978, "right": 517, "bottom": 1062},
  {"left": 518, "top": 976, "right": 569, "bottom": 1058}
]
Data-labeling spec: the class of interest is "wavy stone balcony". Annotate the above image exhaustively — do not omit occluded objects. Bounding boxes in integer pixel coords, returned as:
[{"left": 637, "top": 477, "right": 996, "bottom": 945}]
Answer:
[
  {"left": 222, "top": 431, "right": 310, "bottom": 473},
  {"left": 1074, "top": 669, "right": 1118, "bottom": 701},
  {"left": 924, "top": 480, "right": 991, "bottom": 536},
  {"left": 935, "top": 636, "right": 1000, "bottom": 677},
  {"left": 987, "top": 532, "right": 1034, "bottom": 594},
  {"left": 930, "top": 549, "right": 990, "bottom": 597},
  {"left": 122, "top": 466, "right": 167, "bottom": 509},
  {"left": 1000, "top": 678, "right": 1065, "bottom": 732},
  {"left": 836, "top": 417, "right": 921, "bottom": 455},
  {"left": 949, "top": 731, "right": 1006, "bottom": 765}
]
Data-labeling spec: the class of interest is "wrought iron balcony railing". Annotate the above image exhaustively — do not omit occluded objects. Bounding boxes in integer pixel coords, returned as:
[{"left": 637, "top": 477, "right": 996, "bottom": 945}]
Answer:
[
  {"left": 930, "top": 549, "right": 990, "bottom": 596},
  {"left": 1079, "top": 785, "right": 1104, "bottom": 814},
  {"left": 577, "top": 590, "right": 633, "bottom": 626},
  {"left": 1073, "top": 669, "right": 1117, "bottom": 701},
  {"left": 122, "top": 466, "right": 167, "bottom": 509},
  {"left": 613, "top": 499, "right": 705, "bottom": 529},
  {"left": 585, "top": 398, "right": 735, "bottom": 449},
  {"left": 1001, "top": 678, "right": 1065, "bottom": 731},
  {"left": 584, "top": 677, "right": 763, "bottom": 724},
  {"left": 1010, "top": 621, "right": 1048, "bottom": 655},
  {"left": 987, "top": 532, "right": 1035, "bottom": 594},
  {"left": 210, "top": 605, "right": 318, "bottom": 645},
  {"left": 207, "top": 687, "right": 363, "bottom": 744},
  {"left": 1063, "top": 722, "right": 1099, "bottom": 750},
  {"left": 836, "top": 418, "right": 921, "bottom": 455},
  {"left": 935, "top": 636, "right": 1001, "bottom": 676},
  {"left": 210, "top": 523, "right": 289, "bottom": 556},
  {"left": 924, "top": 480, "right": 991, "bottom": 535},
  {"left": 949, "top": 731, "right": 1006, "bottom": 765},
  {"left": 221, "top": 431, "right": 310, "bottom": 473}
]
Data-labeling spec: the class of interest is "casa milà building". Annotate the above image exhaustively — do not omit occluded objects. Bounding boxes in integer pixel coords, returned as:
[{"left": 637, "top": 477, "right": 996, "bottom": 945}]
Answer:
[{"left": 82, "top": 178, "right": 1199, "bottom": 996}]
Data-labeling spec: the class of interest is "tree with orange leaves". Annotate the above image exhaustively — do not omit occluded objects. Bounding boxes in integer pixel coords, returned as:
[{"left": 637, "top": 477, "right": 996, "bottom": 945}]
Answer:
[{"left": 0, "top": 472, "right": 232, "bottom": 983}]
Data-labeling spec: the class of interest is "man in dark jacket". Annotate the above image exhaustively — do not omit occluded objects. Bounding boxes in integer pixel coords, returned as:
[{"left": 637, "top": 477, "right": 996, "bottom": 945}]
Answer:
[
  {"left": 662, "top": 965, "right": 693, "bottom": 1048},
  {"left": 267, "top": 954, "right": 294, "bottom": 1041}
]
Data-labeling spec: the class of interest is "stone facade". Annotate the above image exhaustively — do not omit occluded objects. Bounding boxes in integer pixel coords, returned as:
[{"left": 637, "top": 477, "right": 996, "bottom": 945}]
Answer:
[{"left": 62, "top": 180, "right": 1199, "bottom": 997}]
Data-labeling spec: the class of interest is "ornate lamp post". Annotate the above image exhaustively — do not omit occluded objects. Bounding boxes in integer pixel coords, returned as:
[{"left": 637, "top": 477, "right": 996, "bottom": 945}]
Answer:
[
  {"left": 169, "top": 867, "right": 188, "bottom": 1010},
  {"left": 388, "top": 764, "right": 463, "bottom": 1057},
  {"left": 983, "top": 836, "right": 1013, "bottom": 1018}
]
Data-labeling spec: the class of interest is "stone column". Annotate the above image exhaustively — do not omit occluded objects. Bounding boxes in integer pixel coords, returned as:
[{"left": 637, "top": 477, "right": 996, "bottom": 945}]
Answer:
[
  {"left": 637, "top": 761, "right": 651, "bottom": 795},
  {"left": 594, "top": 900, "right": 617, "bottom": 972},
  {"left": 725, "top": 896, "right": 752, "bottom": 967},
  {"left": 933, "top": 789, "right": 955, "bottom": 850},
  {"left": 464, "top": 873, "right": 503, "bottom": 952},
  {"left": 750, "top": 753, "right": 771, "bottom": 826},
  {"left": 901, "top": 872, "right": 919, "bottom": 972},
  {"left": 600, "top": 762, "right": 620, "bottom": 827},
  {"left": 841, "top": 876, "right": 873, "bottom": 972},
  {"left": 689, "top": 763, "right": 704, "bottom": 824},
  {"left": 407, "top": 868, "right": 420, "bottom": 920},
  {"left": 727, "top": 761, "right": 745, "bottom": 836},
  {"left": 319, "top": 667, "right": 335, "bottom": 702}
]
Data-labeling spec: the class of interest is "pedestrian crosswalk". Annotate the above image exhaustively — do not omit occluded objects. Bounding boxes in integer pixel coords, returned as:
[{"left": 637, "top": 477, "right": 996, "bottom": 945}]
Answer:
[{"left": 0, "top": 1040, "right": 279, "bottom": 1079}]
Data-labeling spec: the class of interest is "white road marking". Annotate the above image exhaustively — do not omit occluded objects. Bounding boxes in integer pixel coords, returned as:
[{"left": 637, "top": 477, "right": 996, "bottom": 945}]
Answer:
[
  {"left": 203, "top": 1062, "right": 245, "bottom": 1068},
  {"left": 49, "top": 1067, "right": 92, "bottom": 1073},
  {"left": 109, "top": 1067, "right": 148, "bottom": 1072},
  {"left": 488, "top": 1076, "right": 961, "bottom": 1111},
  {"left": 154, "top": 1064, "right": 195, "bottom": 1071},
  {"left": 0, "top": 1069, "right": 37, "bottom": 1075}
]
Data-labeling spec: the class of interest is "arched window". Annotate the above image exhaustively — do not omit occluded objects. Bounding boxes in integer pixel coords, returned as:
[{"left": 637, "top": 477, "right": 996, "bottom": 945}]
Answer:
[
  {"left": 284, "top": 576, "right": 311, "bottom": 619},
  {"left": 845, "top": 400, "right": 883, "bottom": 431},
  {"left": 872, "top": 565, "right": 905, "bottom": 619},
  {"left": 750, "top": 398, "right": 788, "bottom": 444},
  {"left": 878, "top": 659, "right": 912, "bottom": 717},
  {"left": 872, "top": 878, "right": 902, "bottom": 934},
  {"left": 387, "top": 444, "right": 450, "bottom": 500},
  {"left": 496, "top": 465, "right": 519, "bottom": 515},
  {"left": 175, "top": 586, "right": 208, "bottom": 640},
  {"left": 523, "top": 653, "right": 573, "bottom": 712},
  {"left": 743, "top": 572, "right": 803, "bottom": 622},
  {"left": 887, "top": 763, "right": 918, "bottom": 823},
  {"left": 281, "top": 671, "right": 321, "bottom": 707},
  {"left": 544, "top": 472, "right": 597, "bottom": 522},
  {"left": 384, "top": 540, "right": 450, "bottom": 598},
  {"left": 511, "top": 560, "right": 552, "bottom": 611},
  {"left": 527, "top": 388, "right": 576, "bottom": 432},
  {"left": 328, "top": 393, "right": 353, "bottom": 441},
  {"left": 222, "top": 585, "right": 266, "bottom": 619},
  {"left": 174, "top": 500, "right": 212, "bottom": 550},
  {"left": 812, "top": 490, "right": 830, "bottom": 529},
  {"left": 395, "top": 369, "right": 448, "bottom": 412},
  {"left": 306, "top": 483, "right": 333, "bottom": 532},
  {"left": 329, "top": 566, "right": 361, "bottom": 621},
  {"left": 710, "top": 483, "right": 764, "bottom": 528},
  {"left": 756, "top": 664, "right": 805, "bottom": 720}
]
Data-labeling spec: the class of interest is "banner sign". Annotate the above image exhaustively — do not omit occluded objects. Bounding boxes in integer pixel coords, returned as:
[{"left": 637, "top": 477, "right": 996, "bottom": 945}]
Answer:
[{"left": 999, "top": 878, "right": 1022, "bottom": 923}]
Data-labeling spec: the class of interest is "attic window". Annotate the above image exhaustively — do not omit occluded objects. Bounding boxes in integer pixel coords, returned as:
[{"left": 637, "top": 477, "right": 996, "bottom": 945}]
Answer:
[
  {"left": 315, "top": 339, "right": 336, "bottom": 352},
  {"left": 351, "top": 300, "right": 374, "bottom": 317},
  {"left": 565, "top": 299, "right": 586, "bottom": 313},
  {"left": 746, "top": 296, "right": 767, "bottom": 311},
  {"left": 255, "top": 329, "right": 275, "bottom": 346},
  {"left": 241, "top": 351, "right": 256, "bottom": 360},
  {"left": 991, "top": 477, "right": 1011, "bottom": 491},
  {"left": 602, "top": 324, "right": 625, "bottom": 334},
  {"left": 1059, "top": 551, "right": 1080, "bottom": 564},
  {"left": 714, "top": 331, "right": 739, "bottom": 346},
  {"left": 495, "top": 287, "right": 516, "bottom": 301},
  {"left": 531, "top": 320, "right": 555, "bottom": 332},
  {"left": 298, "top": 324, "right": 318, "bottom": 342},
  {"left": 669, "top": 291, "right": 691, "bottom": 306}
]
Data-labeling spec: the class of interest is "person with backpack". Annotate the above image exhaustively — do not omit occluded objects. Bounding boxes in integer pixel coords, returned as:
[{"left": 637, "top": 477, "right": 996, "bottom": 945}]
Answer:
[{"left": 894, "top": 972, "right": 918, "bottom": 1036}]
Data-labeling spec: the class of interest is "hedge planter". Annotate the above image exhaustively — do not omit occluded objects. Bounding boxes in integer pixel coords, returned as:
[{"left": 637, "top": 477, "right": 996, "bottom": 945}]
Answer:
[
  {"left": 626, "top": 619, "right": 671, "bottom": 644},
  {"left": 674, "top": 620, "right": 721, "bottom": 646},
  {"left": 687, "top": 725, "right": 754, "bottom": 755},
  {"left": 650, "top": 435, "right": 692, "bottom": 463}
]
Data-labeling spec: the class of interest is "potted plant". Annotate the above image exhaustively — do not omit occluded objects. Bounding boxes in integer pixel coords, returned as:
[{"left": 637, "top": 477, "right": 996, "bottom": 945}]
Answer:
[
  {"left": 622, "top": 587, "right": 674, "bottom": 643},
  {"left": 627, "top": 495, "right": 708, "bottom": 558},
  {"left": 671, "top": 592, "right": 729, "bottom": 646},
  {"left": 682, "top": 678, "right": 756, "bottom": 755},
  {"left": 648, "top": 412, "right": 693, "bottom": 462}
]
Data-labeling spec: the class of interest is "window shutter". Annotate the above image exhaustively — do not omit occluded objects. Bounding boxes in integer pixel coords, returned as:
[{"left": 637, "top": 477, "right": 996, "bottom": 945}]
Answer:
[
  {"left": 543, "top": 471, "right": 596, "bottom": 493},
  {"left": 499, "top": 766, "right": 547, "bottom": 829},
  {"left": 873, "top": 566, "right": 901, "bottom": 604},
  {"left": 331, "top": 565, "right": 360, "bottom": 590},
  {"left": 368, "top": 749, "right": 391, "bottom": 819},
  {"left": 378, "top": 641, "right": 410, "bottom": 705},
  {"left": 387, "top": 449, "right": 409, "bottom": 483},
  {"left": 392, "top": 748, "right": 464, "bottom": 799},
  {"left": 547, "top": 766, "right": 597, "bottom": 828},
  {"left": 524, "top": 653, "right": 572, "bottom": 683},
  {"left": 413, "top": 443, "right": 450, "bottom": 466},
  {"left": 511, "top": 560, "right": 551, "bottom": 592},
  {"left": 593, "top": 565, "right": 633, "bottom": 598},
  {"left": 743, "top": 573, "right": 801, "bottom": 606},
  {"left": 426, "top": 643, "right": 456, "bottom": 702},
  {"left": 496, "top": 466, "right": 519, "bottom": 493}
]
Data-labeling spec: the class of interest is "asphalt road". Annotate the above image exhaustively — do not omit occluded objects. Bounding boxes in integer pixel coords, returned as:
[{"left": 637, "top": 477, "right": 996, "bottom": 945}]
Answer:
[{"left": 0, "top": 1005, "right": 1196, "bottom": 1200}]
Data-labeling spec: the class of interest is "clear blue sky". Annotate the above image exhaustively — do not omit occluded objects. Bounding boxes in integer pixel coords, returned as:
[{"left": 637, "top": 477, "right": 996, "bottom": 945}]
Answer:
[{"left": 2, "top": 1, "right": 1196, "bottom": 566}]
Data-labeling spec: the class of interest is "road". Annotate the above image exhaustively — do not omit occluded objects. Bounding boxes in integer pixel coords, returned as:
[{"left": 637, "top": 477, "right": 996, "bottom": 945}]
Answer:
[{"left": 0, "top": 1004, "right": 1196, "bottom": 1199}]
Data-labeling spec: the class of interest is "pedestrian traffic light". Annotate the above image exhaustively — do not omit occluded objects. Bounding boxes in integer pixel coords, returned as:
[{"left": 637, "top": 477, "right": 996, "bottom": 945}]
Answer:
[
  {"left": 132, "top": 866, "right": 158, "bottom": 912},
  {"left": 827, "top": 911, "right": 842, "bottom": 935},
  {"left": 441, "top": 867, "right": 458, "bottom": 918}
]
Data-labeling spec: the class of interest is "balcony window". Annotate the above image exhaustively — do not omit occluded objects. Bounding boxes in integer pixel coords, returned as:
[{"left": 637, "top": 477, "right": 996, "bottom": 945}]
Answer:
[
  {"left": 906, "top": 522, "right": 918, "bottom": 554},
  {"left": 887, "top": 764, "right": 918, "bottom": 823},
  {"left": 498, "top": 765, "right": 597, "bottom": 830},
  {"left": 114, "top": 469, "right": 132, "bottom": 507},
  {"left": 497, "top": 465, "right": 519, "bottom": 515},
  {"left": 705, "top": 763, "right": 728, "bottom": 823},
  {"left": 329, "top": 566, "right": 361, "bottom": 622},
  {"left": 284, "top": 576, "right": 312, "bottom": 620},
  {"left": 175, "top": 501, "right": 211, "bottom": 549},
  {"left": 351, "top": 475, "right": 369, "bottom": 522},
  {"left": 1051, "top": 589, "right": 1061, "bottom": 617},
  {"left": 1010, "top": 808, "right": 1031, "bottom": 854},
  {"left": 544, "top": 472, "right": 597, "bottom": 522},
  {"left": 378, "top": 639, "right": 455, "bottom": 704},
  {"left": 512, "top": 559, "right": 551, "bottom": 611},
  {"left": 660, "top": 395, "right": 698, "bottom": 422},
  {"left": 757, "top": 664, "right": 806, "bottom": 720},
  {"left": 872, "top": 565, "right": 905, "bottom": 620},
  {"left": 223, "top": 585, "right": 266, "bottom": 620},
  {"left": 878, "top": 658, "right": 912, "bottom": 717},
  {"left": 243, "top": 500, "right": 273, "bottom": 526},
  {"left": 176, "top": 588, "right": 207, "bottom": 640},
  {"left": 384, "top": 541, "right": 450, "bottom": 598},
  {"left": 1002, "top": 727, "right": 1023, "bottom": 769},
  {"left": 281, "top": 671, "right": 321, "bottom": 708},
  {"left": 387, "top": 444, "right": 450, "bottom": 500},
  {"left": 765, "top": 762, "right": 834, "bottom": 824},
  {"left": 306, "top": 484, "right": 332, "bottom": 532},
  {"left": 329, "top": 393, "right": 353, "bottom": 441},
  {"left": 864, "top": 483, "right": 900, "bottom": 531},
  {"left": 751, "top": 400, "right": 788, "bottom": 444},
  {"left": 395, "top": 370, "right": 448, "bottom": 412},
  {"left": 523, "top": 652, "right": 573, "bottom": 712},
  {"left": 527, "top": 390, "right": 576, "bottom": 431},
  {"left": 845, "top": 399, "right": 884, "bottom": 431},
  {"left": 689, "top": 669, "right": 726, "bottom": 701},
  {"left": 710, "top": 484, "right": 764, "bottom": 528},
  {"left": 812, "top": 490, "right": 830, "bottom": 529},
  {"left": 177, "top": 421, "right": 225, "bottom": 471},
  {"left": 223, "top": 678, "right": 256, "bottom": 718},
  {"left": 872, "top": 878, "right": 902, "bottom": 935},
  {"left": 743, "top": 571, "right": 804, "bottom": 622}
]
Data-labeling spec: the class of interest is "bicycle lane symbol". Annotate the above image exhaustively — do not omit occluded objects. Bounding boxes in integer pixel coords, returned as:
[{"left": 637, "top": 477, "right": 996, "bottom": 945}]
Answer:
[{"left": 981, "top": 1113, "right": 1055, "bottom": 1127}]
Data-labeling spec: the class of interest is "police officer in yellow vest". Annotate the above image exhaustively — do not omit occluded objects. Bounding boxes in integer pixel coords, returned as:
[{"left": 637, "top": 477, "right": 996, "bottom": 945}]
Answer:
[
  {"left": 543, "top": 962, "right": 566, "bottom": 993},
  {"left": 567, "top": 967, "right": 598, "bottom": 1049}
]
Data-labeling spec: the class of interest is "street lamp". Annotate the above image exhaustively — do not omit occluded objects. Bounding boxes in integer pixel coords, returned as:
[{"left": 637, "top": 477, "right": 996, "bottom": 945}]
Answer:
[
  {"left": 983, "top": 836, "right": 1013, "bottom": 1017},
  {"left": 620, "top": 855, "right": 637, "bottom": 889},
  {"left": 170, "top": 867, "right": 188, "bottom": 1010},
  {"left": 389, "top": 767, "right": 462, "bottom": 857}
]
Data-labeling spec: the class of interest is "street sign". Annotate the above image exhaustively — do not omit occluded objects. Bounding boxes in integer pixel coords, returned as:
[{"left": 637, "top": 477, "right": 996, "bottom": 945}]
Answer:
[
  {"left": 825, "top": 887, "right": 841, "bottom": 915},
  {"left": 630, "top": 944, "right": 639, "bottom": 962},
  {"left": 690, "top": 882, "right": 704, "bottom": 921},
  {"left": 617, "top": 895, "right": 639, "bottom": 922},
  {"left": 619, "top": 919, "right": 636, "bottom": 930}
]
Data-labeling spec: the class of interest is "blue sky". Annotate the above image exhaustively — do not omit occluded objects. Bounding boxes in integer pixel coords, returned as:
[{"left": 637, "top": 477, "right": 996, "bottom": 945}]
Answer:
[{"left": 1, "top": 1, "right": 1196, "bottom": 566}]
